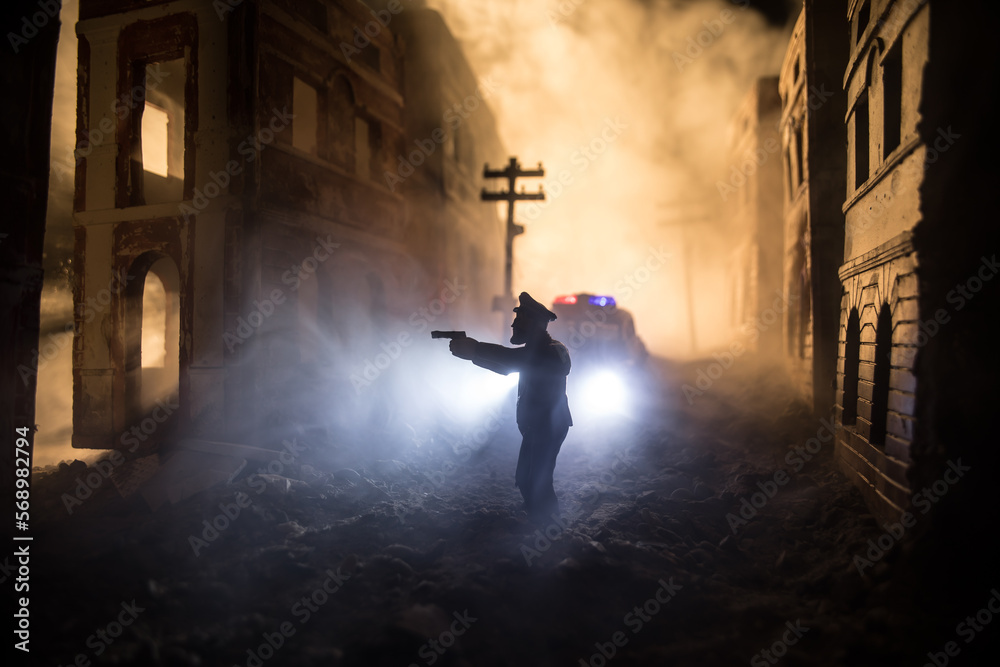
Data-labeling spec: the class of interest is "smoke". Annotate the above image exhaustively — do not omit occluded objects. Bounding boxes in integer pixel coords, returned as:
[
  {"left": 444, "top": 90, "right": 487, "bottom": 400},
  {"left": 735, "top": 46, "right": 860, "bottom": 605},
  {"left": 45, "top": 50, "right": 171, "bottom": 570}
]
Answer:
[
  {"left": 34, "top": 0, "right": 79, "bottom": 467},
  {"left": 422, "top": 0, "right": 794, "bottom": 356},
  {"left": 33, "top": 0, "right": 796, "bottom": 466}
]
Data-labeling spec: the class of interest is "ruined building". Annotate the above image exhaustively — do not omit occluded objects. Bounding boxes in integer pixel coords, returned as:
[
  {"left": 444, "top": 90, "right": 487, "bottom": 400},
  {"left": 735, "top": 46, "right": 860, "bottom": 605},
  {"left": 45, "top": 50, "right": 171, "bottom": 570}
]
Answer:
[
  {"left": 723, "top": 77, "right": 784, "bottom": 355},
  {"left": 71, "top": 0, "right": 505, "bottom": 451},
  {"left": 392, "top": 7, "right": 507, "bottom": 333},
  {"left": 776, "top": 5, "right": 847, "bottom": 416}
]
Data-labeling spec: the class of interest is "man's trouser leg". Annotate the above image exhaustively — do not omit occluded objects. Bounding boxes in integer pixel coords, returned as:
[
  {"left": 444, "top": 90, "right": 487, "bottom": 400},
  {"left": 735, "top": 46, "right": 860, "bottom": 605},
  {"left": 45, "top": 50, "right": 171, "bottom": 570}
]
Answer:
[
  {"left": 515, "top": 435, "right": 533, "bottom": 508},
  {"left": 518, "top": 426, "right": 568, "bottom": 516}
]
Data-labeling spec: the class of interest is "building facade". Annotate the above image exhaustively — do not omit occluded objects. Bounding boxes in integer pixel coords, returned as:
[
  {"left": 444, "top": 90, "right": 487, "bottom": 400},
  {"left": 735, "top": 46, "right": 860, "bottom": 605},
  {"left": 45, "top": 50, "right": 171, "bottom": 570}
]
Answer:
[
  {"left": 392, "top": 7, "right": 507, "bottom": 336},
  {"left": 71, "top": 0, "right": 504, "bottom": 451},
  {"left": 833, "top": 0, "right": 929, "bottom": 521},
  {"left": 777, "top": 4, "right": 847, "bottom": 415},
  {"left": 724, "top": 77, "right": 785, "bottom": 356}
]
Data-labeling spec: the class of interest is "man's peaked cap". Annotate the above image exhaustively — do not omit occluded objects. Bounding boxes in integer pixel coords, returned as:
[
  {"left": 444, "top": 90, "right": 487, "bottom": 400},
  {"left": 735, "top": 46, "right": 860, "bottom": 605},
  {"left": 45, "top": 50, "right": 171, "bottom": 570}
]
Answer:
[{"left": 514, "top": 292, "right": 557, "bottom": 322}]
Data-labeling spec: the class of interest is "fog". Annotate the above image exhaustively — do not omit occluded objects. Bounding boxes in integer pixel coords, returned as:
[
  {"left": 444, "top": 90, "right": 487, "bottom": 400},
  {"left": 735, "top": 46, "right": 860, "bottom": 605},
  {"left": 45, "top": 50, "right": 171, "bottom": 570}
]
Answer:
[
  {"left": 34, "top": 0, "right": 79, "bottom": 467},
  {"left": 424, "top": 0, "right": 793, "bottom": 355},
  {"left": 34, "top": 0, "right": 794, "bottom": 465}
]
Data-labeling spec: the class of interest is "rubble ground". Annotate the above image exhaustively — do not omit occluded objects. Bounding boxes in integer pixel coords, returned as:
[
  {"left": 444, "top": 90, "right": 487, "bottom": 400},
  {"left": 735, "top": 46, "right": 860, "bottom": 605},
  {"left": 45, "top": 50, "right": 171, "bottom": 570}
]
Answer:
[{"left": 30, "top": 357, "right": 933, "bottom": 666}]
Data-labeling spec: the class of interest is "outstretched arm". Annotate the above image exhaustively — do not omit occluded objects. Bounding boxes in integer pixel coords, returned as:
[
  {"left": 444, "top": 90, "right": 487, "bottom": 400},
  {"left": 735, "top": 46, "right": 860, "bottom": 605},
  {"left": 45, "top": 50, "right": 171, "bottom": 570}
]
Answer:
[
  {"left": 471, "top": 342, "right": 524, "bottom": 375},
  {"left": 450, "top": 338, "right": 524, "bottom": 375}
]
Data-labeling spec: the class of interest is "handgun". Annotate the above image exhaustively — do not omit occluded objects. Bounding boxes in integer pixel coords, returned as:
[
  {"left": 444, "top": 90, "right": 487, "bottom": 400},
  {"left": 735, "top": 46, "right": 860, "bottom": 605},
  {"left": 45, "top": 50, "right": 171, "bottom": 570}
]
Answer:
[{"left": 431, "top": 330, "right": 467, "bottom": 340}]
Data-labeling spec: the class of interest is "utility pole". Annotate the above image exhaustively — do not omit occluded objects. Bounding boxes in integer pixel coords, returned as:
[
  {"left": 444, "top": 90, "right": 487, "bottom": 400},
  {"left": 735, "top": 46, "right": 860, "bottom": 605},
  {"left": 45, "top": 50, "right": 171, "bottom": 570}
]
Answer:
[
  {"left": 481, "top": 157, "right": 545, "bottom": 313},
  {"left": 659, "top": 202, "right": 715, "bottom": 356}
]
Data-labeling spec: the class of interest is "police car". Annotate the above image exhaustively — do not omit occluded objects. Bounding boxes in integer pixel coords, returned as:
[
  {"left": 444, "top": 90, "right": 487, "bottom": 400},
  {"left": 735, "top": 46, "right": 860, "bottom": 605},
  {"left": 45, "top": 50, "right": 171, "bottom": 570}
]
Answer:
[
  {"left": 548, "top": 293, "right": 647, "bottom": 419},
  {"left": 549, "top": 293, "right": 647, "bottom": 368}
]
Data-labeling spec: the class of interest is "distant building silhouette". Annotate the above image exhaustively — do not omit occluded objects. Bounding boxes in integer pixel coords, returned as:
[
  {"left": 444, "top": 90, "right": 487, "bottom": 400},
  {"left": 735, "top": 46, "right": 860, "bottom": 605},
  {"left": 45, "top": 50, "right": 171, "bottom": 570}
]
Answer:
[
  {"left": 776, "top": 6, "right": 846, "bottom": 419},
  {"left": 393, "top": 8, "right": 508, "bottom": 328},
  {"left": 724, "top": 78, "right": 784, "bottom": 356}
]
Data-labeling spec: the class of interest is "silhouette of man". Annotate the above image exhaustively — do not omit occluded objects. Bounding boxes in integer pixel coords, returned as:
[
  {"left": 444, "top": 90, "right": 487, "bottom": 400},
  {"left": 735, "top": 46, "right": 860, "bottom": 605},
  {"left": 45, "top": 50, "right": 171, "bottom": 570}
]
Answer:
[{"left": 450, "top": 292, "right": 572, "bottom": 519}]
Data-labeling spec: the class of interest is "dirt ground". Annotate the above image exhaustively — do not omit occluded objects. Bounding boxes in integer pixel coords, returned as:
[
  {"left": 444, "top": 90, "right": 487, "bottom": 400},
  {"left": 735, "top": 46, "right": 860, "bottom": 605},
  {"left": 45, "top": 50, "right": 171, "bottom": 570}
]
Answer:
[{"left": 23, "top": 357, "right": 993, "bottom": 666}]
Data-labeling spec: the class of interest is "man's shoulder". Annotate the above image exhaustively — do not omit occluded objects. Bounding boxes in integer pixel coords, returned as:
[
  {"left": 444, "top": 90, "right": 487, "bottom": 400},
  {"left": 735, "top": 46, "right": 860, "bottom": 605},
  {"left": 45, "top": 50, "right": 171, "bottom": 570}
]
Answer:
[
  {"left": 544, "top": 336, "right": 572, "bottom": 366},
  {"left": 547, "top": 337, "right": 569, "bottom": 352}
]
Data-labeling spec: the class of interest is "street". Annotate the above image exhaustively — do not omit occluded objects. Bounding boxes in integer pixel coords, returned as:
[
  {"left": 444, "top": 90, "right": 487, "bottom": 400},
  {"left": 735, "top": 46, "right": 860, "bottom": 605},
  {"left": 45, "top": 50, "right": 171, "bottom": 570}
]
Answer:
[{"left": 26, "top": 356, "right": 946, "bottom": 667}]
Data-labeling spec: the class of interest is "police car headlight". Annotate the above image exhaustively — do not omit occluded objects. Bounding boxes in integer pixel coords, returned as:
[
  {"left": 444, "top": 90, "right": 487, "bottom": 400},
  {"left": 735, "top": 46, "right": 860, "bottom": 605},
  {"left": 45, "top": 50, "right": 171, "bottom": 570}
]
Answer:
[{"left": 575, "top": 369, "right": 628, "bottom": 416}]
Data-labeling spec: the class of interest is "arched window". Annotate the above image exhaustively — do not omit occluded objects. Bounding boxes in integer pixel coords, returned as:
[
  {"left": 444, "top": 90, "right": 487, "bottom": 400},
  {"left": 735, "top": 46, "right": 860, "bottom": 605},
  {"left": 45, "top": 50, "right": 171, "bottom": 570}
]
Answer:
[
  {"left": 292, "top": 76, "right": 319, "bottom": 156},
  {"left": 798, "top": 273, "right": 812, "bottom": 359},
  {"left": 855, "top": 1, "right": 870, "bottom": 44},
  {"left": 140, "top": 258, "right": 180, "bottom": 413},
  {"left": 842, "top": 309, "right": 861, "bottom": 425},
  {"left": 882, "top": 45, "right": 903, "bottom": 158},
  {"left": 125, "top": 255, "right": 180, "bottom": 421},
  {"left": 853, "top": 50, "right": 879, "bottom": 190},
  {"left": 853, "top": 92, "right": 869, "bottom": 188},
  {"left": 139, "top": 59, "right": 186, "bottom": 205},
  {"left": 869, "top": 303, "right": 893, "bottom": 445}
]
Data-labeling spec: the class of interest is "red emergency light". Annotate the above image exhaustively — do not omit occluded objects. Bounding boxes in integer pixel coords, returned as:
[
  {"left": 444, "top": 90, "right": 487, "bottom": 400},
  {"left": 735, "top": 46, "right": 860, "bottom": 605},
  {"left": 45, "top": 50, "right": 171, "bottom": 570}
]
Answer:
[{"left": 553, "top": 295, "right": 578, "bottom": 305}]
